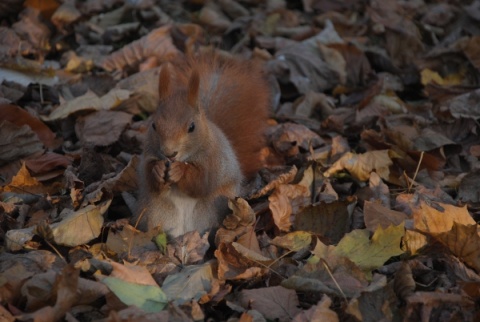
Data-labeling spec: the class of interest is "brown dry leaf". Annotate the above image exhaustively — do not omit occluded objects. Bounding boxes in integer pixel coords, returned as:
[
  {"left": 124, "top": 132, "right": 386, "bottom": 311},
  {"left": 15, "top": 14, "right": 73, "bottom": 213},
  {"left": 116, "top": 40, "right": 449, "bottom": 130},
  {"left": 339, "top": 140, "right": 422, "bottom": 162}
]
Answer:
[
  {"left": 216, "top": 198, "right": 261, "bottom": 254},
  {"left": 215, "top": 242, "right": 269, "bottom": 281},
  {"left": 404, "top": 292, "right": 475, "bottom": 321},
  {"left": 12, "top": 8, "right": 51, "bottom": 52},
  {"left": 2, "top": 162, "right": 56, "bottom": 195},
  {"left": 223, "top": 197, "right": 256, "bottom": 230},
  {"left": 102, "top": 25, "right": 179, "bottom": 72},
  {"left": 198, "top": 1, "right": 231, "bottom": 31},
  {"left": 25, "top": 152, "right": 71, "bottom": 175},
  {"left": 0, "top": 26, "right": 32, "bottom": 57},
  {"left": 106, "top": 224, "right": 160, "bottom": 255},
  {"left": 364, "top": 201, "right": 408, "bottom": 231},
  {"left": 432, "top": 223, "right": 480, "bottom": 273},
  {"left": 458, "top": 169, "right": 480, "bottom": 204},
  {"left": 324, "top": 150, "right": 393, "bottom": 181},
  {"left": 75, "top": 110, "right": 132, "bottom": 146},
  {"left": 393, "top": 261, "right": 415, "bottom": 301},
  {"left": 19, "top": 265, "right": 79, "bottom": 321},
  {"left": 0, "top": 121, "right": 44, "bottom": 167},
  {"left": 328, "top": 42, "right": 372, "bottom": 88},
  {"left": 51, "top": 0, "right": 82, "bottom": 33},
  {"left": 271, "top": 23, "right": 345, "bottom": 94},
  {"left": 47, "top": 198, "right": 112, "bottom": 247},
  {"left": 294, "top": 198, "right": 356, "bottom": 245},
  {"left": 268, "top": 183, "right": 311, "bottom": 232},
  {"left": 0, "top": 250, "right": 63, "bottom": 304},
  {"left": 167, "top": 231, "right": 210, "bottom": 265},
  {"left": 293, "top": 295, "right": 339, "bottom": 322},
  {"left": 4, "top": 226, "right": 35, "bottom": 252},
  {"left": 24, "top": 0, "right": 59, "bottom": 20},
  {"left": 458, "top": 35, "right": 480, "bottom": 71},
  {"left": 271, "top": 123, "right": 324, "bottom": 157},
  {"left": 239, "top": 286, "right": 301, "bottom": 322},
  {"left": 109, "top": 261, "right": 158, "bottom": 286},
  {"left": 94, "top": 155, "right": 139, "bottom": 194},
  {"left": 162, "top": 261, "right": 217, "bottom": 305},
  {"left": 443, "top": 88, "right": 480, "bottom": 119},
  {"left": 216, "top": 225, "right": 261, "bottom": 256},
  {"left": 368, "top": 0, "right": 424, "bottom": 67},
  {"left": 412, "top": 200, "right": 475, "bottom": 234},
  {"left": 250, "top": 165, "right": 297, "bottom": 198},
  {"left": 0, "top": 104, "right": 57, "bottom": 148},
  {"left": 43, "top": 89, "right": 131, "bottom": 121}
]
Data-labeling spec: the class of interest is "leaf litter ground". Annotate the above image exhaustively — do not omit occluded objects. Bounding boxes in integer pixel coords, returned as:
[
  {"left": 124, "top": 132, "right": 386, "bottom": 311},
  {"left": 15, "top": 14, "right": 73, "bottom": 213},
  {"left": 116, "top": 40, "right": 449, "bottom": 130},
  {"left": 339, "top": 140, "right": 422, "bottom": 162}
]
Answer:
[{"left": 1, "top": 0, "right": 480, "bottom": 321}]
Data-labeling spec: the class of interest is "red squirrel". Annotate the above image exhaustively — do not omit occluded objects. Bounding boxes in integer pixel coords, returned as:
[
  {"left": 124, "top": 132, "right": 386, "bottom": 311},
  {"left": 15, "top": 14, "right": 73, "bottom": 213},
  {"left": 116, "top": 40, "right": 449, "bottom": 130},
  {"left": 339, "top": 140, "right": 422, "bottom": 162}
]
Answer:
[{"left": 134, "top": 53, "right": 270, "bottom": 237}]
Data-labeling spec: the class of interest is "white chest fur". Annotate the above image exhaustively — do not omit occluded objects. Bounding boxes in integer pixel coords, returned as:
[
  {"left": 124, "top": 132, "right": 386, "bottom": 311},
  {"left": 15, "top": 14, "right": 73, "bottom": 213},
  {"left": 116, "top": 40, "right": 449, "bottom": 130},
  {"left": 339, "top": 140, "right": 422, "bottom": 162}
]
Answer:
[{"left": 168, "top": 190, "right": 199, "bottom": 234}]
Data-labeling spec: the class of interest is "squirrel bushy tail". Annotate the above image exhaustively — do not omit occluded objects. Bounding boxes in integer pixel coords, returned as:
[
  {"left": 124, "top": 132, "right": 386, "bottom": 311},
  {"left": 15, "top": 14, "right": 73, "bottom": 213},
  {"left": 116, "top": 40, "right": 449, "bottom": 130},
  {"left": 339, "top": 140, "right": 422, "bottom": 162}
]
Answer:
[{"left": 176, "top": 53, "right": 270, "bottom": 178}]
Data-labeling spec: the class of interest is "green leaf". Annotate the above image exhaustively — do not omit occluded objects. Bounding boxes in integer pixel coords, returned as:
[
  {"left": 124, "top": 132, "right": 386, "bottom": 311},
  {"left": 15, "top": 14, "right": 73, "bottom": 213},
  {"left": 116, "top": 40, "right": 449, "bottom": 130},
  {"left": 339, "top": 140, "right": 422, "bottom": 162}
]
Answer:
[
  {"left": 102, "top": 277, "right": 168, "bottom": 312},
  {"left": 334, "top": 224, "right": 404, "bottom": 272},
  {"left": 154, "top": 231, "right": 168, "bottom": 254}
]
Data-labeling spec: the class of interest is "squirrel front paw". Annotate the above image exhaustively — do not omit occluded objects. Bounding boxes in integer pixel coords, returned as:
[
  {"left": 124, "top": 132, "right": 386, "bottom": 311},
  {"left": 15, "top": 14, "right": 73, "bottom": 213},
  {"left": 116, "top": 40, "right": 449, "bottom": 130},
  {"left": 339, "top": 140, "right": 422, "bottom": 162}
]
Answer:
[
  {"left": 148, "top": 160, "right": 168, "bottom": 191},
  {"left": 168, "top": 161, "right": 187, "bottom": 183}
]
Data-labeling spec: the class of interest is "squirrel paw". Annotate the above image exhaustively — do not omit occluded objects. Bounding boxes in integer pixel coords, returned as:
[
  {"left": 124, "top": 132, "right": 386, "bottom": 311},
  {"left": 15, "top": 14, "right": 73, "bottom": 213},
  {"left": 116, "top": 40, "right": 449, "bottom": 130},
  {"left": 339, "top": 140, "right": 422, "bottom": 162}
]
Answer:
[
  {"left": 150, "top": 160, "right": 168, "bottom": 190},
  {"left": 168, "top": 161, "right": 187, "bottom": 183}
]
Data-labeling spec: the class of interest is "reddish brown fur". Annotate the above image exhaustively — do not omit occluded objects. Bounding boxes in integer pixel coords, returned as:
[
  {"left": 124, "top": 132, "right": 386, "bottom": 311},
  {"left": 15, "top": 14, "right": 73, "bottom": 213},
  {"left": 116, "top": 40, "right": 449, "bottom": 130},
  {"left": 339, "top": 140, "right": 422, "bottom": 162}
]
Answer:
[{"left": 174, "top": 53, "right": 270, "bottom": 178}]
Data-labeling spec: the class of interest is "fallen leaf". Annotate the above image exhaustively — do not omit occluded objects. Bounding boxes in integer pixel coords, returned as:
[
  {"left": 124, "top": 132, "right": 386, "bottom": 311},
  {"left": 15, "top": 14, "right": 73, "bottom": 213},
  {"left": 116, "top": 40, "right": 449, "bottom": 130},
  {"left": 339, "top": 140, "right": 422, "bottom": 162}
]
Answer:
[
  {"left": 239, "top": 286, "right": 302, "bottom": 322},
  {"left": 432, "top": 223, "right": 480, "bottom": 273},
  {"left": 0, "top": 121, "right": 44, "bottom": 167},
  {"left": 101, "top": 276, "right": 167, "bottom": 313},
  {"left": 162, "top": 261, "right": 217, "bottom": 305},
  {"left": 412, "top": 200, "right": 475, "bottom": 234},
  {"left": 47, "top": 198, "right": 112, "bottom": 247},
  {"left": 42, "top": 89, "right": 131, "bottom": 121},
  {"left": 293, "top": 294, "right": 339, "bottom": 322},
  {"left": 0, "top": 104, "right": 57, "bottom": 148},
  {"left": 167, "top": 231, "right": 210, "bottom": 265},
  {"left": 102, "top": 25, "right": 179, "bottom": 72},
  {"left": 268, "top": 183, "right": 311, "bottom": 232},
  {"left": 334, "top": 224, "right": 405, "bottom": 273},
  {"left": 324, "top": 150, "right": 393, "bottom": 181},
  {"left": 271, "top": 231, "right": 312, "bottom": 252},
  {"left": 75, "top": 110, "right": 132, "bottom": 146},
  {"left": 364, "top": 201, "right": 408, "bottom": 231},
  {"left": 294, "top": 198, "right": 356, "bottom": 245}
]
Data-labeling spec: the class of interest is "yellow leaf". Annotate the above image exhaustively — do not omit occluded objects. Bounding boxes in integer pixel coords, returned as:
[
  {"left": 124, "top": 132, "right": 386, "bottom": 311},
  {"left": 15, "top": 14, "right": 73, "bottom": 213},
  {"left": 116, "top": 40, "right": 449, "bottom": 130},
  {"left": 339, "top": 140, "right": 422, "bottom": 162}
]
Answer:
[
  {"left": 334, "top": 224, "right": 405, "bottom": 272},
  {"left": 413, "top": 200, "right": 475, "bottom": 234},
  {"left": 421, "top": 68, "right": 463, "bottom": 86}
]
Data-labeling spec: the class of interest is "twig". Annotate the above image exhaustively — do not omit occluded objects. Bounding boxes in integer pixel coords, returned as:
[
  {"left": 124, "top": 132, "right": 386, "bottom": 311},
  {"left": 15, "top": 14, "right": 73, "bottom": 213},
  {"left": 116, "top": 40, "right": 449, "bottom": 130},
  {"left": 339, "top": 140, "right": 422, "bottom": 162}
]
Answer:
[
  {"left": 408, "top": 151, "right": 424, "bottom": 193},
  {"left": 321, "top": 259, "right": 348, "bottom": 304}
]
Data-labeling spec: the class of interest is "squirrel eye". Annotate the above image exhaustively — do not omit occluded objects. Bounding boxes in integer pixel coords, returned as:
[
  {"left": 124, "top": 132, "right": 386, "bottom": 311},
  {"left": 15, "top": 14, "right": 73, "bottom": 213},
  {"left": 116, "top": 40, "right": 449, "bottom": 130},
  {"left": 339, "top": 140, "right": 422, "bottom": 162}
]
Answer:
[
  {"left": 188, "top": 122, "right": 195, "bottom": 133},
  {"left": 151, "top": 122, "right": 156, "bottom": 130}
]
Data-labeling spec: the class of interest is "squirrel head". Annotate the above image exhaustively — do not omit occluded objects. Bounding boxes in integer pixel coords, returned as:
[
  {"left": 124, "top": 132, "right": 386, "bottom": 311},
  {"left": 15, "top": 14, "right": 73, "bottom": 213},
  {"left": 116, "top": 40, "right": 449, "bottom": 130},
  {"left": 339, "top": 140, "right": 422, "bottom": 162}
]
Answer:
[{"left": 149, "top": 64, "right": 208, "bottom": 162}]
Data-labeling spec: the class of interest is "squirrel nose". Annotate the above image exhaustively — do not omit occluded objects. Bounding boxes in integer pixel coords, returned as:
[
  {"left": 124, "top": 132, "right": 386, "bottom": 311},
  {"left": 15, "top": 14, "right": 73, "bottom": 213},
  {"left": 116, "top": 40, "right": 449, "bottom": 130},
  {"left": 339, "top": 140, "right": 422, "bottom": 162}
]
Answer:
[{"left": 165, "top": 151, "right": 178, "bottom": 159}]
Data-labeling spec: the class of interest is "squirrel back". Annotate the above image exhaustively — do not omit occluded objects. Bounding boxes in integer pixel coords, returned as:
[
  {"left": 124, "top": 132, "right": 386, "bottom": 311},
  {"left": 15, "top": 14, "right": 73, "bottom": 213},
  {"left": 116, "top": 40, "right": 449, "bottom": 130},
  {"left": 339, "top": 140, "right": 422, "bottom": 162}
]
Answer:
[{"left": 172, "top": 53, "right": 270, "bottom": 178}]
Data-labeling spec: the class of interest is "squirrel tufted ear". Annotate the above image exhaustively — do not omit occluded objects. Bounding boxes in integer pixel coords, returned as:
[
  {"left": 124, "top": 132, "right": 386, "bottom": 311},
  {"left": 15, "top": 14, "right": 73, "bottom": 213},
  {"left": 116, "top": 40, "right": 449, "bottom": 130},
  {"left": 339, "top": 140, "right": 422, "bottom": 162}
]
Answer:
[
  {"left": 158, "top": 63, "right": 171, "bottom": 99},
  {"left": 188, "top": 69, "right": 200, "bottom": 108}
]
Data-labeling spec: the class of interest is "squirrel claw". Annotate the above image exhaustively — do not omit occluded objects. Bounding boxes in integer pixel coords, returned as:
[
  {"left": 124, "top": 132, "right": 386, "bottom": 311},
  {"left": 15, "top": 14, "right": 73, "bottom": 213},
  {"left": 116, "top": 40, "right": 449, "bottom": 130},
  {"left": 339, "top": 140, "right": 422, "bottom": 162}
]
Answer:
[
  {"left": 151, "top": 161, "right": 167, "bottom": 190},
  {"left": 168, "top": 161, "right": 186, "bottom": 183}
]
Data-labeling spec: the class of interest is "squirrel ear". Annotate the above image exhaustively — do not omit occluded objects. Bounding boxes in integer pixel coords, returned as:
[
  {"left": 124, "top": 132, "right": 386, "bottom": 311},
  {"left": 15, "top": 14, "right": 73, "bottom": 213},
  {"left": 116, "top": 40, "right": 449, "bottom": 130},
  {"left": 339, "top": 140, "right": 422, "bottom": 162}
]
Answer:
[
  {"left": 188, "top": 69, "right": 200, "bottom": 108},
  {"left": 159, "top": 64, "right": 171, "bottom": 99}
]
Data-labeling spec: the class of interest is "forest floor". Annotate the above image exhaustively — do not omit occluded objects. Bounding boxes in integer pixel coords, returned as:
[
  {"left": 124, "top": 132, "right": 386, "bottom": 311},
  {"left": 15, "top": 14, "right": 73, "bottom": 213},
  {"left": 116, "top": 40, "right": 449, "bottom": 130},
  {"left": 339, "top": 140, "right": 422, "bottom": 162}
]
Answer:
[{"left": 1, "top": 0, "right": 480, "bottom": 321}]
